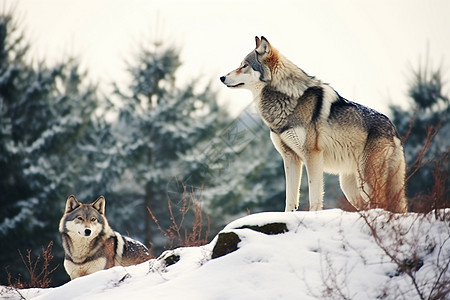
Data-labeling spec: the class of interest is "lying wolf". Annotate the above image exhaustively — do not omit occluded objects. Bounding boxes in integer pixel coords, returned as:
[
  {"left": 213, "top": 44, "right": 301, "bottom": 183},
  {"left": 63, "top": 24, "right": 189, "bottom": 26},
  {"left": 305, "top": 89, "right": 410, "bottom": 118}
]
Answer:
[{"left": 59, "top": 195, "right": 150, "bottom": 279}]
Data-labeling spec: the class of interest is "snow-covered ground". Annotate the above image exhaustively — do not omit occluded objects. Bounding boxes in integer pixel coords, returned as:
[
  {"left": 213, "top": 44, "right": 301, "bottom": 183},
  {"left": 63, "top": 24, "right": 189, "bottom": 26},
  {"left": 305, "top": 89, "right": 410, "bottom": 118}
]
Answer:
[{"left": 2, "top": 209, "right": 449, "bottom": 300}]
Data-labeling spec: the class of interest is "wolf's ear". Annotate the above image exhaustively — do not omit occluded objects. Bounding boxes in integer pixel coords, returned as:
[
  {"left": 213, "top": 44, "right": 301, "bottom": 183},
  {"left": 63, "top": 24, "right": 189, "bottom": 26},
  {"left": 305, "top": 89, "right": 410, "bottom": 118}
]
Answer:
[
  {"left": 255, "top": 36, "right": 271, "bottom": 56},
  {"left": 91, "top": 196, "right": 106, "bottom": 215},
  {"left": 255, "top": 36, "right": 261, "bottom": 48},
  {"left": 65, "top": 195, "right": 81, "bottom": 213}
]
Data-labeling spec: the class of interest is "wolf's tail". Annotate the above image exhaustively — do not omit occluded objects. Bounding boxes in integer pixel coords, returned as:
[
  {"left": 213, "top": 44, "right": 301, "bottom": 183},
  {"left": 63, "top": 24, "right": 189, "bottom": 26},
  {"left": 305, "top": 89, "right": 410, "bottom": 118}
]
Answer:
[{"left": 385, "top": 137, "right": 408, "bottom": 213}]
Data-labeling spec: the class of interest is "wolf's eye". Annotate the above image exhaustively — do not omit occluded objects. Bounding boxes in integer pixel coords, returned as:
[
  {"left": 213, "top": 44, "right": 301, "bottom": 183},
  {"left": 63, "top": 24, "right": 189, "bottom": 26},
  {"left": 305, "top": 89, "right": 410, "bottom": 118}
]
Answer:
[
  {"left": 91, "top": 217, "right": 97, "bottom": 222},
  {"left": 242, "top": 63, "right": 248, "bottom": 69},
  {"left": 76, "top": 216, "right": 83, "bottom": 221}
]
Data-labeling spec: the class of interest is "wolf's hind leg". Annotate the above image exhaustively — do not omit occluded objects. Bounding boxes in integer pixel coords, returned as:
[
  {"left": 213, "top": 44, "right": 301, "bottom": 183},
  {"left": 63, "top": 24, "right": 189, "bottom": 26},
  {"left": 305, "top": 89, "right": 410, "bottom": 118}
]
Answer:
[{"left": 339, "top": 173, "right": 368, "bottom": 211}]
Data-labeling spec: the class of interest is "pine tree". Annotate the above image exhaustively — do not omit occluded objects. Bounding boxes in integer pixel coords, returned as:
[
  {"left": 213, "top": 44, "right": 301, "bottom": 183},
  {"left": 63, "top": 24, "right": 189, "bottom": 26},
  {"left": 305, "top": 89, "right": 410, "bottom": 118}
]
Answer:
[
  {"left": 110, "top": 41, "right": 231, "bottom": 249},
  {"left": 390, "top": 57, "right": 449, "bottom": 210}
]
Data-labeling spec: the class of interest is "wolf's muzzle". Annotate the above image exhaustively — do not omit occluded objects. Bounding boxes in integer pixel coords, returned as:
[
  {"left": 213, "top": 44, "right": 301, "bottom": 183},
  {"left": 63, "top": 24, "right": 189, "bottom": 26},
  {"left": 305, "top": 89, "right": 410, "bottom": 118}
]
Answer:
[
  {"left": 220, "top": 76, "right": 226, "bottom": 82},
  {"left": 84, "top": 228, "right": 92, "bottom": 236}
]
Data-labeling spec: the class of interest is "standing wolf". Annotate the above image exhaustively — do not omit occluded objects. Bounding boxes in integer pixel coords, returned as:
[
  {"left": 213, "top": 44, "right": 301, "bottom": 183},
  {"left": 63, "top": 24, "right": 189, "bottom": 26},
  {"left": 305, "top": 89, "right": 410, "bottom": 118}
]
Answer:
[
  {"left": 59, "top": 195, "right": 150, "bottom": 279},
  {"left": 220, "top": 36, "right": 407, "bottom": 213}
]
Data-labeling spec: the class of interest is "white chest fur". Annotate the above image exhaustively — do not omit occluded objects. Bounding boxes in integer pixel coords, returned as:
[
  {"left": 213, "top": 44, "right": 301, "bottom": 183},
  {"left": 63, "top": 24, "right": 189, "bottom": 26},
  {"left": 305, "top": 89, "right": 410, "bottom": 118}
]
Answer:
[
  {"left": 64, "top": 257, "right": 107, "bottom": 279},
  {"left": 279, "top": 127, "right": 307, "bottom": 157}
]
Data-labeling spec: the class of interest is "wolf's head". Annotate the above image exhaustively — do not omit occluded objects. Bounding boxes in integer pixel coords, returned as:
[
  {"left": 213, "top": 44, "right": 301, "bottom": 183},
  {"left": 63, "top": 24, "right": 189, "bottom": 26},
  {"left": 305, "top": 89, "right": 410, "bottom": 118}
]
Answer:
[
  {"left": 220, "top": 36, "right": 278, "bottom": 92},
  {"left": 59, "top": 195, "right": 108, "bottom": 238}
]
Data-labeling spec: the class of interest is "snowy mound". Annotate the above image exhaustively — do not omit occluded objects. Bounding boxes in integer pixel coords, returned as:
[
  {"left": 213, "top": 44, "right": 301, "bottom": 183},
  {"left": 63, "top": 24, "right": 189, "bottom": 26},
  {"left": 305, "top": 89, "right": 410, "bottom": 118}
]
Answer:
[{"left": 2, "top": 209, "right": 449, "bottom": 300}]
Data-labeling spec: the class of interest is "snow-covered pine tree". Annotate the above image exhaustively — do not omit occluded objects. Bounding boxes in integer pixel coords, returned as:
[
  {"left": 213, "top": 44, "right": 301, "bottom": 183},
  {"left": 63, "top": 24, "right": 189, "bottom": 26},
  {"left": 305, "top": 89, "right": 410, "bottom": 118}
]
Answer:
[
  {"left": 0, "top": 11, "right": 112, "bottom": 285},
  {"left": 110, "top": 41, "right": 231, "bottom": 249},
  {"left": 390, "top": 57, "right": 449, "bottom": 210}
]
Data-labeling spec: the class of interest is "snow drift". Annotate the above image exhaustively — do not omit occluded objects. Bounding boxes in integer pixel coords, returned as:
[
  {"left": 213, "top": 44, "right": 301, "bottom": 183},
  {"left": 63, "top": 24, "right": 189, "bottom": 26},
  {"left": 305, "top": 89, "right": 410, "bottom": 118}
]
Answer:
[{"left": 2, "top": 209, "right": 449, "bottom": 300}]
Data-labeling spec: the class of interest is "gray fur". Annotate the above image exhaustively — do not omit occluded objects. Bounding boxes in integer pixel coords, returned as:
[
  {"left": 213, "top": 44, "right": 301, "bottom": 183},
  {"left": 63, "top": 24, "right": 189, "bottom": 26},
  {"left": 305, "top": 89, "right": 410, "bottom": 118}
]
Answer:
[{"left": 328, "top": 97, "right": 400, "bottom": 140}]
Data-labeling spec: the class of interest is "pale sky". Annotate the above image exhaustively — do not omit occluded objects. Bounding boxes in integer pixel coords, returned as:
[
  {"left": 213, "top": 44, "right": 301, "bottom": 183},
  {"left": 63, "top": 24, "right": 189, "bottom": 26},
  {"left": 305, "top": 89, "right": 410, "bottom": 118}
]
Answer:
[{"left": 13, "top": 0, "right": 450, "bottom": 116}]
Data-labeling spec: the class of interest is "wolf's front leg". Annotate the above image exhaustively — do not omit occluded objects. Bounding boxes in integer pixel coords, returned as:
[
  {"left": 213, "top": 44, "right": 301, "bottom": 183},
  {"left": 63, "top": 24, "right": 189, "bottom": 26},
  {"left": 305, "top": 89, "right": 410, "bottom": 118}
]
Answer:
[
  {"left": 270, "top": 132, "right": 303, "bottom": 212},
  {"left": 305, "top": 151, "right": 324, "bottom": 211},
  {"left": 283, "top": 153, "right": 303, "bottom": 212}
]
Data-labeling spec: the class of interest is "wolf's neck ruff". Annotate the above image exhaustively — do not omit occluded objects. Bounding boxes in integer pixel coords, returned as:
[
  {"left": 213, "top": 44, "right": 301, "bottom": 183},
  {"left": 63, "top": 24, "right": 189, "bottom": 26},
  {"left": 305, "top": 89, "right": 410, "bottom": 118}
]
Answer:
[
  {"left": 259, "top": 86, "right": 296, "bottom": 134},
  {"left": 258, "top": 84, "right": 334, "bottom": 136},
  {"left": 62, "top": 230, "right": 114, "bottom": 264}
]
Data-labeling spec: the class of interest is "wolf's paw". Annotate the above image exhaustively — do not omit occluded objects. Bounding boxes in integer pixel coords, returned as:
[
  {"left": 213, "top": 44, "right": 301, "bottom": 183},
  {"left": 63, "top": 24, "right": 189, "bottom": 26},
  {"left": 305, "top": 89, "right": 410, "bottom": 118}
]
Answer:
[{"left": 284, "top": 205, "right": 298, "bottom": 212}]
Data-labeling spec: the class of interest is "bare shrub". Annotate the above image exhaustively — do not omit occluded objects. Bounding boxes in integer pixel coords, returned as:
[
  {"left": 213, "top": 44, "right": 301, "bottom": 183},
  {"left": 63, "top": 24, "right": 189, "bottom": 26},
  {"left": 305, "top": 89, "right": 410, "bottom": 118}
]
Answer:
[
  {"left": 359, "top": 210, "right": 450, "bottom": 300},
  {"left": 409, "top": 154, "right": 450, "bottom": 215},
  {"left": 319, "top": 251, "right": 354, "bottom": 300},
  {"left": 317, "top": 209, "right": 449, "bottom": 300},
  {"left": 147, "top": 184, "right": 210, "bottom": 250},
  {"left": 6, "top": 242, "right": 58, "bottom": 289}
]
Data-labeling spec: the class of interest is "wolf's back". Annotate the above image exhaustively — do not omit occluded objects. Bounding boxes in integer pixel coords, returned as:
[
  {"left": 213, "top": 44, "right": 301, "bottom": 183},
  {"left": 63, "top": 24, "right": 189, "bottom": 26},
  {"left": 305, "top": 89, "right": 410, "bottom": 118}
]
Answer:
[
  {"left": 115, "top": 233, "right": 151, "bottom": 266},
  {"left": 328, "top": 96, "right": 400, "bottom": 140}
]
